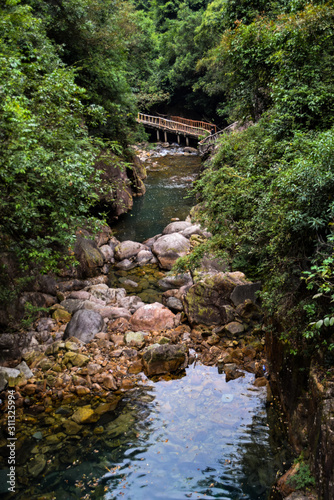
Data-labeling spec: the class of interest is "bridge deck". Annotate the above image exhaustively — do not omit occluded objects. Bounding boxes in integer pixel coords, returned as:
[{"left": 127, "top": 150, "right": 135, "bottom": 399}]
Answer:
[{"left": 137, "top": 113, "right": 216, "bottom": 139}]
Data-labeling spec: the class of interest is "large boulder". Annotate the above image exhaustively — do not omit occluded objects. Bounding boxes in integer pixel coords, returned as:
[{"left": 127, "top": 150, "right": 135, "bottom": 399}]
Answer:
[
  {"left": 114, "top": 241, "right": 148, "bottom": 261},
  {"left": 162, "top": 221, "right": 192, "bottom": 235},
  {"left": 129, "top": 302, "right": 176, "bottom": 332},
  {"left": 142, "top": 344, "right": 188, "bottom": 376},
  {"left": 64, "top": 309, "right": 104, "bottom": 343},
  {"left": 183, "top": 271, "right": 252, "bottom": 327},
  {"left": 74, "top": 237, "right": 104, "bottom": 278},
  {"left": 152, "top": 233, "right": 190, "bottom": 270}
]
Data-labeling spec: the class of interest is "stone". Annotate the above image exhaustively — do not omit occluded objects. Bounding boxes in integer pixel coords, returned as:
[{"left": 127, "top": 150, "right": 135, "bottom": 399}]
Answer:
[
  {"left": 124, "top": 331, "right": 146, "bottom": 347},
  {"left": 15, "top": 361, "right": 33, "bottom": 379},
  {"left": 52, "top": 308, "right": 72, "bottom": 323},
  {"left": 64, "top": 309, "right": 105, "bottom": 343},
  {"left": 183, "top": 272, "right": 251, "bottom": 327},
  {"left": 115, "top": 259, "right": 137, "bottom": 271},
  {"left": 142, "top": 344, "right": 188, "bottom": 376},
  {"left": 152, "top": 233, "right": 191, "bottom": 270},
  {"left": 28, "top": 454, "right": 46, "bottom": 477},
  {"left": 84, "top": 284, "right": 112, "bottom": 302},
  {"left": 102, "top": 373, "right": 118, "bottom": 390},
  {"left": 118, "top": 296, "right": 145, "bottom": 313},
  {"left": 114, "top": 241, "right": 147, "bottom": 261},
  {"left": 63, "top": 420, "right": 83, "bottom": 435},
  {"left": 99, "top": 244, "right": 115, "bottom": 263},
  {"left": 162, "top": 221, "right": 192, "bottom": 235},
  {"left": 158, "top": 273, "right": 193, "bottom": 290},
  {"left": 74, "top": 236, "right": 104, "bottom": 278},
  {"left": 165, "top": 296, "right": 183, "bottom": 312},
  {"left": 129, "top": 302, "right": 176, "bottom": 332},
  {"left": 71, "top": 406, "right": 98, "bottom": 424},
  {"left": 136, "top": 249, "right": 154, "bottom": 265},
  {"left": 0, "top": 367, "right": 24, "bottom": 388},
  {"left": 224, "top": 321, "right": 245, "bottom": 335}
]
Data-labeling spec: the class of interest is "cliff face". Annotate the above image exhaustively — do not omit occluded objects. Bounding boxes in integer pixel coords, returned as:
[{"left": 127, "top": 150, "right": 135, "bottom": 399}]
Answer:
[
  {"left": 266, "top": 330, "right": 334, "bottom": 500},
  {"left": 94, "top": 150, "right": 147, "bottom": 218}
]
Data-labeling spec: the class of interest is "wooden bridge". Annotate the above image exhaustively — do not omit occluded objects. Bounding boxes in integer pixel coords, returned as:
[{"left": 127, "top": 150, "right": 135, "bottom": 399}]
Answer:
[{"left": 137, "top": 113, "right": 217, "bottom": 145}]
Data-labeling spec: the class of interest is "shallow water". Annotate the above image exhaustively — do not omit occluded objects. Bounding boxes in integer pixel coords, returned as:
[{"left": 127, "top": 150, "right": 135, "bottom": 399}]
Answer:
[
  {"left": 111, "top": 147, "right": 200, "bottom": 242},
  {"left": 14, "top": 364, "right": 290, "bottom": 499}
]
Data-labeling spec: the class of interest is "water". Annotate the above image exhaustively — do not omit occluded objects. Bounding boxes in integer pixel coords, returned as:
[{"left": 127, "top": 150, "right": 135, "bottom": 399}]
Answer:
[
  {"left": 111, "top": 146, "right": 200, "bottom": 242},
  {"left": 15, "top": 364, "right": 290, "bottom": 499}
]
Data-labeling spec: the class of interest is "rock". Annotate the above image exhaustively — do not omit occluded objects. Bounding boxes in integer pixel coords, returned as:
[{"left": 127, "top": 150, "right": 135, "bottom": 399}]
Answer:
[
  {"left": 102, "top": 373, "right": 118, "bottom": 390},
  {"left": 64, "top": 309, "right": 104, "bottom": 343},
  {"left": 142, "top": 344, "right": 188, "bottom": 376},
  {"left": 115, "top": 259, "right": 137, "bottom": 271},
  {"left": 83, "top": 284, "right": 112, "bottom": 302},
  {"left": 74, "top": 236, "right": 104, "bottom": 278},
  {"left": 15, "top": 361, "right": 33, "bottom": 379},
  {"left": 71, "top": 406, "right": 98, "bottom": 424},
  {"left": 0, "top": 367, "right": 24, "bottom": 388},
  {"left": 118, "top": 296, "right": 145, "bottom": 313},
  {"left": 235, "top": 299, "right": 263, "bottom": 321},
  {"left": 223, "top": 321, "right": 245, "bottom": 336},
  {"left": 52, "top": 308, "right": 72, "bottom": 323},
  {"left": 99, "top": 244, "right": 115, "bottom": 263},
  {"left": 63, "top": 420, "right": 83, "bottom": 435},
  {"left": 184, "top": 147, "right": 198, "bottom": 154},
  {"left": 165, "top": 296, "right": 183, "bottom": 312},
  {"left": 183, "top": 272, "right": 251, "bottom": 327},
  {"left": 129, "top": 303, "right": 176, "bottom": 332},
  {"left": 108, "top": 317, "right": 131, "bottom": 334},
  {"left": 62, "top": 352, "right": 89, "bottom": 367},
  {"left": 28, "top": 454, "right": 46, "bottom": 477},
  {"left": 124, "top": 331, "right": 146, "bottom": 347},
  {"left": 158, "top": 273, "right": 193, "bottom": 290},
  {"left": 162, "top": 221, "right": 192, "bottom": 235},
  {"left": 152, "top": 233, "right": 191, "bottom": 270},
  {"left": 114, "top": 241, "right": 147, "bottom": 261},
  {"left": 136, "top": 249, "right": 154, "bottom": 265}
]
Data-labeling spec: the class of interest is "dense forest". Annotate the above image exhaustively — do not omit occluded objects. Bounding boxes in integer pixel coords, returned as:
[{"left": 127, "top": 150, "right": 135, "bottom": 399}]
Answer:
[{"left": 1, "top": 0, "right": 334, "bottom": 362}]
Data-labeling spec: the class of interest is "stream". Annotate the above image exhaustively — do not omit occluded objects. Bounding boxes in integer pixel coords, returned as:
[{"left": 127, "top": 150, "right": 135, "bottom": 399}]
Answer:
[{"left": 1, "top": 144, "right": 292, "bottom": 500}]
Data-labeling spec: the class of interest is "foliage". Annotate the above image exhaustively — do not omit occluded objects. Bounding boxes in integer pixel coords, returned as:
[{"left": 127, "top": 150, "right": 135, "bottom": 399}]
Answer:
[
  {"left": 0, "top": 1, "right": 103, "bottom": 274},
  {"left": 287, "top": 454, "right": 316, "bottom": 490}
]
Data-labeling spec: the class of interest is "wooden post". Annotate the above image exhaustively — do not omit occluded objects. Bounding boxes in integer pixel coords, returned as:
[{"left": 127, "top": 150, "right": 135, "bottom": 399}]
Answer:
[
  {"left": 177, "top": 134, "right": 180, "bottom": 144},
  {"left": 186, "top": 136, "right": 189, "bottom": 146},
  {"left": 164, "top": 131, "right": 167, "bottom": 142}
]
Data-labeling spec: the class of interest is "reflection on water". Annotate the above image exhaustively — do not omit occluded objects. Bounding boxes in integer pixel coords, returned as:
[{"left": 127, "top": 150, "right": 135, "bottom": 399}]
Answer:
[
  {"left": 111, "top": 150, "right": 201, "bottom": 242},
  {"left": 11, "top": 364, "right": 291, "bottom": 499},
  {"left": 99, "top": 364, "right": 290, "bottom": 500}
]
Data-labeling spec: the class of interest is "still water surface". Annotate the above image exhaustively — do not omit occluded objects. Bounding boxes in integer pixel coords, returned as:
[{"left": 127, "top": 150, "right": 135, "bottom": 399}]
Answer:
[{"left": 111, "top": 147, "right": 200, "bottom": 242}]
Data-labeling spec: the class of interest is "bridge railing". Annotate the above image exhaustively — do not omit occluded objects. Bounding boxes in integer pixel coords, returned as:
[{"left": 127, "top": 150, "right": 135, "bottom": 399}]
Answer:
[
  {"left": 198, "top": 122, "right": 239, "bottom": 153},
  {"left": 137, "top": 113, "right": 210, "bottom": 138},
  {"left": 170, "top": 116, "right": 217, "bottom": 133}
]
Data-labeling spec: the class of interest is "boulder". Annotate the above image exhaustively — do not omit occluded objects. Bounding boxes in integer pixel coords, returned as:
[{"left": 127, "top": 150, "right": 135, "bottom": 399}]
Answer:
[
  {"left": 162, "top": 221, "right": 192, "bottom": 235},
  {"left": 129, "top": 302, "right": 176, "bottom": 332},
  {"left": 142, "top": 344, "right": 188, "bottom": 376},
  {"left": 152, "top": 233, "right": 190, "bottom": 270},
  {"left": 99, "top": 244, "right": 115, "bottom": 263},
  {"left": 115, "top": 259, "right": 137, "bottom": 271},
  {"left": 64, "top": 309, "right": 104, "bottom": 343},
  {"left": 74, "top": 237, "right": 104, "bottom": 278},
  {"left": 158, "top": 272, "right": 193, "bottom": 291},
  {"left": 114, "top": 241, "right": 147, "bottom": 261},
  {"left": 118, "top": 296, "right": 145, "bottom": 313},
  {"left": 136, "top": 249, "right": 154, "bottom": 265},
  {"left": 183, "top": 272, "right": 251, "bottom": 327}
]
